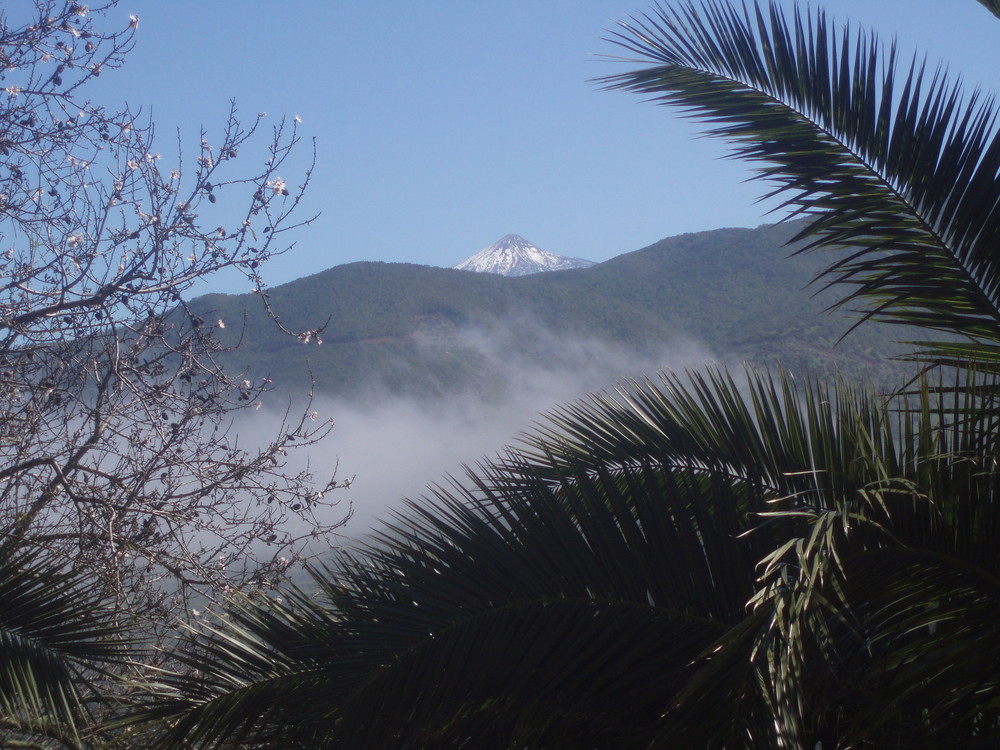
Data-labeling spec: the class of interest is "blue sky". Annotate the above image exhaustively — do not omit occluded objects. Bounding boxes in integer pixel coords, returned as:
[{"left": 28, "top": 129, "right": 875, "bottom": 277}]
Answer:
[{"left": 106, "top": 1, "right": 1000, "bottom": 292}]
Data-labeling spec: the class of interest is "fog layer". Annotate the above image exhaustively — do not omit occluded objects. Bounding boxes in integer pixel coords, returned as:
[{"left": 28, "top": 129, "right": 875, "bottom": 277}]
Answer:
[{"left": 304, "top": 326, "right": 721, "bottom": 533}]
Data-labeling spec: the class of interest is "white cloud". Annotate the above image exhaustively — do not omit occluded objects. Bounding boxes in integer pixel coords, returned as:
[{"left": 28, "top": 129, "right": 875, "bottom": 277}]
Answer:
[{"left": 291, "top": 324, "right": 722, "bottom": 534}]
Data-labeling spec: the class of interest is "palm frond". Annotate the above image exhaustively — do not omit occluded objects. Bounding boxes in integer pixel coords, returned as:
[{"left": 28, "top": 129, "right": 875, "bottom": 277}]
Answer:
[
  {"left": 976, "top": 0, "right": 1000, "bottom": 19},
  {"left": 139, "top": 5, "right": 1000, "bottom": 743},
  {"left": 517, "top": 367, "right": 900, "bottom": 510},
  {"left": 133, "top": 363, "right": 1000, "bottom": 746},
  {"left": 135, "top": 440, "right": 794, "bottom": 747},
  {"left": 752, "top": 373, "right": 1000, "bottom": 745},
  {"left": 137, "top": 366, "right": 959, "bottom": 748},
  {"left": 600, "top": 1, "right": 1000, "bottom": 368},
  {"left": 0, "top": 545, "right": 129, "bottom": 748},
  {"left": 514, "top": 366, "right": 1000, "bottom": 745}
]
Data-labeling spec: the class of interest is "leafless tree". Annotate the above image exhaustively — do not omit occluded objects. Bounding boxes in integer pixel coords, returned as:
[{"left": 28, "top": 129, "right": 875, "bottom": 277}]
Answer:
[{"left": 0, "top": 1, "right": 346, "bottom": 636}]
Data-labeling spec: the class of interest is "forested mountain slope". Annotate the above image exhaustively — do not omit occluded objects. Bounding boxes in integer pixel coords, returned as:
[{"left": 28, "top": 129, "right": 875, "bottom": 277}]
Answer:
[{"left": 192, "top": 221, "right": 925, "bottom": 398}]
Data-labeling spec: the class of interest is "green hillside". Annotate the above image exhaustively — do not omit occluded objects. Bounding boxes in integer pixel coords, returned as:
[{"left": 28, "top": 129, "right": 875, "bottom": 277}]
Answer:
[{"left": 192, "top": 221, "right": 927, "bottom": 398}]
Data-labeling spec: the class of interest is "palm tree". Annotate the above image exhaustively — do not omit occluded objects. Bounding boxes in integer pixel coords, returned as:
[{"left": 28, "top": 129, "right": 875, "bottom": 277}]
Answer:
[
  {"left": 133, "top": 1, "right": 1000, "bottom": 747},
  {"left": 131, "top": 371, "right": 1000, "bottom": 748},
  {"left": 0, "top": 543, "right": 129, "bottom": 749},
  {"left": 128, "top": 371, "right": 798, "bottom": 749},
  {"left": 128, "top": 369, "right": 1000, "bottom": 748}
]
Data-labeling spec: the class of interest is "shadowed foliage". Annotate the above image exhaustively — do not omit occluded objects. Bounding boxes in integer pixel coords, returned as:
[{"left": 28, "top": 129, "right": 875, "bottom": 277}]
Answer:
[
  {"left": 0, "top": 544, "right": 129, "bottom": 749},
  {"left": 127, "top": 370, "right": 1000, "bottom": 748}
]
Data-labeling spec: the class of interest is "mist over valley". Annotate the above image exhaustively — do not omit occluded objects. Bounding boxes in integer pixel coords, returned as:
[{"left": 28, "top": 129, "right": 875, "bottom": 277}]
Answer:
[{"left": 209, "top": 221, "right": 931, "bottom": 535}]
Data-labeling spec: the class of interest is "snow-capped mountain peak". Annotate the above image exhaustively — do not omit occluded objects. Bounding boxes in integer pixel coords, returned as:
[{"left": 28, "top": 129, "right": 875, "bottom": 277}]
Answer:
[{"left": 452, "top": 234, "right": 595, "bottom": 277}]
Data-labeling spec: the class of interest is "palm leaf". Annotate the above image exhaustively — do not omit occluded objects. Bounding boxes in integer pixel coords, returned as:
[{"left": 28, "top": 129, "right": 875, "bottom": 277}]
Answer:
[
  {"left": 134, "top": 428, "right": 799, "bottom": 747},
  {"left": 517, "top": 367, "right": 900, "bottom": 510},
  {"left": 600, "top": 0, "right": 1000, "bottom": 369},
  {"left": 750, "top": 373, "right": 1000, "bottom": 746},
  {"left": 0, "top": 545, "right": 128, "bottom": 748},
  {"left": 517, "top": 367, "right": 1000, "bottom": 745},
  {"left": 977, "top": 0, "right": 1000, "bottom": 19},
  {"left": 136, "top": 367, "right": 938, "bottom": 748}
]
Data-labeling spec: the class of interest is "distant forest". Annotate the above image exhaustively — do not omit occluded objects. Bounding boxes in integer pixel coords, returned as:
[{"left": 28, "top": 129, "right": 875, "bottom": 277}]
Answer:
[{"left": 194, "top": 220, "right": 929, "bottom": 400}]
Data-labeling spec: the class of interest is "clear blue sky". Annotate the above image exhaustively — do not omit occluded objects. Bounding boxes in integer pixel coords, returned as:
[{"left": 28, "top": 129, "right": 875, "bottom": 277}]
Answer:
[{"left": 106, "top": 1, "right": 1000, "bottom": 292}]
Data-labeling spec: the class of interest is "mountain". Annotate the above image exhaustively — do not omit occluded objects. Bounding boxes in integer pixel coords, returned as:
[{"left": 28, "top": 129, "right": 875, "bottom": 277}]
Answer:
[
  {"left": 452, "top": 234, "right": 595, "bottom": 276},
  {"left": 191, "top": 221, "right": 932, "bottom": 401}
]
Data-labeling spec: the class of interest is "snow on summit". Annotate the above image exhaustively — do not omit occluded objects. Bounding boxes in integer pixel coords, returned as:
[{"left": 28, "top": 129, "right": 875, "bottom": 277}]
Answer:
[{"left": 452, "top": 234, "right": 595, "bottom": 277}]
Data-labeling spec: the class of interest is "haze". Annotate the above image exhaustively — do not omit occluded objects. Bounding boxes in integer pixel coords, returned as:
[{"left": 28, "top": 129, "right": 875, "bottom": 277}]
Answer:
[{"left": 240, "top": 325, "right": 717, "bottom": 534}]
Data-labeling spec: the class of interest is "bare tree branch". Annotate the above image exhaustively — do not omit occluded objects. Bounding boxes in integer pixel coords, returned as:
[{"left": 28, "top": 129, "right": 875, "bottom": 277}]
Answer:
[{"left": 0, "top": 1, "right": 346, "bottom": 649}]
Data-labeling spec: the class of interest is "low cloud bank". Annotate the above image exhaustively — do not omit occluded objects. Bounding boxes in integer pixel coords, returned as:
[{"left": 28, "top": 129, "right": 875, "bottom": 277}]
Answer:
[
  {"left": 234, "top": 322, "right": 727, "bottom": 548},
  {"left": 303, "top": 325, "right": 722, "bottom": 534}
]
